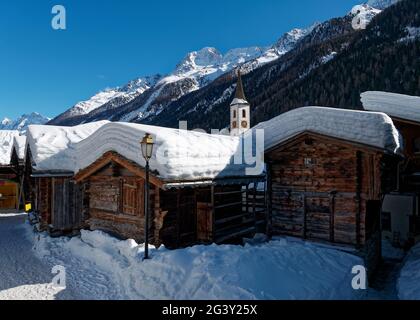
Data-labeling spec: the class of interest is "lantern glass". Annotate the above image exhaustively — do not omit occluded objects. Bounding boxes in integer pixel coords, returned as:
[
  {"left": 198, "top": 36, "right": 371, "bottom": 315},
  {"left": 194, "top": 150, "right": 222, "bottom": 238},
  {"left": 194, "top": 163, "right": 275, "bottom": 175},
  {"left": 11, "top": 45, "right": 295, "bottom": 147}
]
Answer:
[{"left": 140, "top": 133, "right": 154, "bottom": 161}]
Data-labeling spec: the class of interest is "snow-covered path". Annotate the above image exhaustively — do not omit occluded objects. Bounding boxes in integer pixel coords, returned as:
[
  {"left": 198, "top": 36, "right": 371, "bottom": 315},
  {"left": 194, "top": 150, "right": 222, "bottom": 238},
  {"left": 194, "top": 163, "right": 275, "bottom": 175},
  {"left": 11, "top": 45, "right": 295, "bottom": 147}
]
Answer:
[
  {"left": 0, "top": 214, "right": 122, "bottom": 300},
  {"left": 0, "top": 214, "right": 75, "bottom": 300}
]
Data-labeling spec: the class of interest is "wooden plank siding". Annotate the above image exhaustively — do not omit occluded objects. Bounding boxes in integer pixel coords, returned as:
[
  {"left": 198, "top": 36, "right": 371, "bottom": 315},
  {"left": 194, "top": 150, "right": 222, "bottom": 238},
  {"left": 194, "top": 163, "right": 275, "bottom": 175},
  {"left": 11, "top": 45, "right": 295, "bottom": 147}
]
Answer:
[
  {"left": 266, "top": 133, "right": 393, "bottom": 248},
  {"left": 86, "top": 174, "right": 148, "bottom": 242}
]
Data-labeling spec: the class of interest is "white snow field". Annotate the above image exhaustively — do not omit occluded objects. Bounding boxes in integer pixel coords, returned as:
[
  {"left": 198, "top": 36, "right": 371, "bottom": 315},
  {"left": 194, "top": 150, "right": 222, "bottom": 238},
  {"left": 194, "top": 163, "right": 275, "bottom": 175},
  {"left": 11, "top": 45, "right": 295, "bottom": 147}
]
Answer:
[
  {"left": 0, "top": 214, "right": 74, "bottom": 300},
  {"left": 15, "top": 218, "right": 364, "bottom": 300},
  {"left": 398, "top": 243, "right": 420, "bottom": 300}
]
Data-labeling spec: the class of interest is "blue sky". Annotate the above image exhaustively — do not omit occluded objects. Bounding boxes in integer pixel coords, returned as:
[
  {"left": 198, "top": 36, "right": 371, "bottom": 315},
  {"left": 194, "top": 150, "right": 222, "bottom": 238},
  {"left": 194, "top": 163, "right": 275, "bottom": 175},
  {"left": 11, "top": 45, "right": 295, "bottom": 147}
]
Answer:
[{"left": 0, "top": 0, "right": 362, "bottom": 120}]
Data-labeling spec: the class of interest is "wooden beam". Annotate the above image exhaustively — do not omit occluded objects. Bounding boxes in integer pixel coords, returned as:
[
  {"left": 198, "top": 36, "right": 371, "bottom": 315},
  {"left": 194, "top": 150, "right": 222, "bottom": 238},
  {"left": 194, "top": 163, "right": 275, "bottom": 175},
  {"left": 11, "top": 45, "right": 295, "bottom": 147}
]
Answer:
[
  {"left": 74, "top": 151, "right": 163, "bottom": 188},
  {"left": 266, "top": 131, "right": 386, "bottom": 157}
]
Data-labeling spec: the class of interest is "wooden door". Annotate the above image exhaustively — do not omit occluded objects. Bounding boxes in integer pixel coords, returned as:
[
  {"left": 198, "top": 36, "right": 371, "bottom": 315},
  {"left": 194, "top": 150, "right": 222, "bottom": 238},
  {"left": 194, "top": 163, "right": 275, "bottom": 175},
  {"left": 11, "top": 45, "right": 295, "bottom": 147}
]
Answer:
[
  {"left": 304, "top": 196, "right": 331, "bottom": 241},
  {"left": 52, "top": 179, "right": 84, "bottom": 231},
  {"left": 0, "top": 181, "right": 18, "bottom": 210},
  {"left": 197, "top": 202, "right": 213, "bottom": 242},
  {"left": 121, "top": 178, "right": 144, "bottom": 216}
]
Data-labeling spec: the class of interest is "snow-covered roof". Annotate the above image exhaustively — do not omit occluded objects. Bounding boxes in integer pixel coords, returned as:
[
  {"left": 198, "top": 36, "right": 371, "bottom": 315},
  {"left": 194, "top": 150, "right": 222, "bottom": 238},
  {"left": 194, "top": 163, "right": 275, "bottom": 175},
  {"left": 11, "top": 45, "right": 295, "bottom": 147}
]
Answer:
[
  {"left": 74, "top": 122, "right": 255, "bottom": 181},
  {"left": 26, "top": 121, "right": 109, "bottom": 172},
  {"left": 0, "top": 130, "right": 20, "bottom": 166},
  {"left": 12, "top": 135, "right": 26, "bottom": 160},
  {"left": 254, "top": 107, "right": 402, "bottom": 154},
  {"left": 361, "top": 91, "right": 420, "bottom": 124},
  {"left": 231, "top": 98, "right": 249, "bottom": 106}
]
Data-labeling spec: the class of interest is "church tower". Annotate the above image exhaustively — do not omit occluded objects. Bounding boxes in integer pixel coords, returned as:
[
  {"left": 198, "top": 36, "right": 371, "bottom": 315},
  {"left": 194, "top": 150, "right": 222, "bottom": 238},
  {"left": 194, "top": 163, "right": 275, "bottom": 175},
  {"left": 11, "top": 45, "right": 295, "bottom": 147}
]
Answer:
[{"left": 230, "top": 69, "right": 250, "bottom": 136}]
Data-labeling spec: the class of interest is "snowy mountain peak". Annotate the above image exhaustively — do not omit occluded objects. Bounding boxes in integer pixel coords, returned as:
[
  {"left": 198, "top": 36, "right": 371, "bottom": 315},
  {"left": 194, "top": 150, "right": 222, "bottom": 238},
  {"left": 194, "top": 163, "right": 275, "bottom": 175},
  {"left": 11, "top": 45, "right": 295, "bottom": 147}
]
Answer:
[
  {"left": 273, "top": 24, "right": 319, "bottom": 54},
  {"left": 0, "top": 112, "right": 50, "bottom": 132},
  {"left": 1, "top": 118, "right": 11, "bottom": 126},
  {"left": 176, "top": 47, "right": 223, "bottom": 74},
  {"left": 62, "top": 75, "right": 162, "bottom": 118}
]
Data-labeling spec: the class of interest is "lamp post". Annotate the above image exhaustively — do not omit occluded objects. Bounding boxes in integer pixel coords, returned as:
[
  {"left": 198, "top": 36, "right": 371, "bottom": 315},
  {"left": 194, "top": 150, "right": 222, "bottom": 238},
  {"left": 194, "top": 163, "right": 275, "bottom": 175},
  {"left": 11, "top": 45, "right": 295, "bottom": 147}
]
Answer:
[{"left": 140, "top": 133, "right": 154, "bottom": 260}]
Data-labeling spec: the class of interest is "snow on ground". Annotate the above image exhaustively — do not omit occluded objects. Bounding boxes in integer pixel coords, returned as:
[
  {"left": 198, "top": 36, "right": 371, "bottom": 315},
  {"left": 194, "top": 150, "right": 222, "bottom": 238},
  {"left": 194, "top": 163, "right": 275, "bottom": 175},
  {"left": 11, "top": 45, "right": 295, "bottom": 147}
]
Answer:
[
  {"left": 25, "top": 223, "right": 364, "bottom": 300},
  {"left": 1, "top": 214, "right": 366, "bottom": 300},
  {"left": 0, "top": 214, "right": 74, "bottom": 300},
  {"left": 253, "top": 107, "right": 402, "bottom": 154},
  {"left": 382, "top": 239, "right": 405, "bottom": 261},
  {"left": 397, "top": 243, "right": 420, "bottom": 300}
]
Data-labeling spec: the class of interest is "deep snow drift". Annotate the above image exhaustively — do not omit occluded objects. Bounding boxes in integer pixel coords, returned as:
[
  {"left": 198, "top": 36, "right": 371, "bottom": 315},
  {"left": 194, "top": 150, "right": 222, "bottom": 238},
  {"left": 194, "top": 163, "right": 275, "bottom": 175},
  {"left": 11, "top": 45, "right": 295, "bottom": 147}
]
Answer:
[
  {"left": 398, "top": 243, "right": 420, "bottom": 300},
  {"left": 26, "top": 224, "right": 364, "bottom": 300}
]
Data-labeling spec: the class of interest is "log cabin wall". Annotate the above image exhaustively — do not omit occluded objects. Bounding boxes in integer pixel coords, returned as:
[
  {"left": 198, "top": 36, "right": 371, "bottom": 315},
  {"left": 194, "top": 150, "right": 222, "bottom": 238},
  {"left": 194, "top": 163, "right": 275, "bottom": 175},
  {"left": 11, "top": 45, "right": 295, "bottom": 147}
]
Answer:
[
  {"left": 266, "top": 134, "right": 388, "bottom": 248},
  {"left": 75, "top": 152, "right": 267, "bottom": 248},
  {"left": 35, "top": 177, "right": 52, "bottom": 229},
  {"left": 156, "top": 183, "right": 267, "bottom": 248},
  {"left": 391, "top": 119, "right": 420, "bottom": 192},
  {"left": 85, "top": 164, "right": 153, "bottom": 243},
  {"left": 51, "top": 177, "right": 84, "bottom": 231}
]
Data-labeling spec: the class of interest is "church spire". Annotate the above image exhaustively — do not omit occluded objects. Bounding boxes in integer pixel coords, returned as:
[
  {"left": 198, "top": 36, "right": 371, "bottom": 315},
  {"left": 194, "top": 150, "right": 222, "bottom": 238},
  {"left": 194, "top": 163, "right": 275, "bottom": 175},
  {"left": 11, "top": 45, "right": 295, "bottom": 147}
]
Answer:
[
  {"left": 234, "top": 68, "right": 247, "bottom": 101},
  {"left": 229, "top": 68, "right": 251, "bottom": 136}
]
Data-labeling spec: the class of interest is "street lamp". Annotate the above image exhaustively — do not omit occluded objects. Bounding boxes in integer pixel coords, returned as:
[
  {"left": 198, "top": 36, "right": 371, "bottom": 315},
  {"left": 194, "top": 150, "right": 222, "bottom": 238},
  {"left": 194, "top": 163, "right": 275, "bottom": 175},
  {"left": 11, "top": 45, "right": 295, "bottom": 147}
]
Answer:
[{"left": 140, "top": 133, "right": 154, "bottom": 260}]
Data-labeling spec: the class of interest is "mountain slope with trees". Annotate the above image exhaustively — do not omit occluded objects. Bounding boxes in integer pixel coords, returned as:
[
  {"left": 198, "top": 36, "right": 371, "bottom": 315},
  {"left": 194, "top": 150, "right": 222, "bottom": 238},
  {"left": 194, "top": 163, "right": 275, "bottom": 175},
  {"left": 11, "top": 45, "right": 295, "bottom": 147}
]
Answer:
[{"left": 148, "top": 0, "right": 419, "bottom": 130}]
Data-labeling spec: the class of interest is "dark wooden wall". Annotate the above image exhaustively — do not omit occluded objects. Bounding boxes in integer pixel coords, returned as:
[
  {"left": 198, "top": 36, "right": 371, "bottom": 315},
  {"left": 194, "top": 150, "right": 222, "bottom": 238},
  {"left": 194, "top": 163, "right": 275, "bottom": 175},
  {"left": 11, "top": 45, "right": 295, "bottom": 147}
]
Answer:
[
  {"left": 393, "top": 119, "right": 420, "bottom": 158},
  {"left": 35, "top": 177, "right": 52, "bottom": 229},
  {"left": 34, "top": 177, "right": 84, "bottom": 232},
  {"left": 84, "top": 163, "right": 155, "bottom": 242},
  {"left": 52, "top": 178, "right": 84, "bottom": 231},
  {"left": 266, "top": 134, "right": 389, "bottom": 248}
]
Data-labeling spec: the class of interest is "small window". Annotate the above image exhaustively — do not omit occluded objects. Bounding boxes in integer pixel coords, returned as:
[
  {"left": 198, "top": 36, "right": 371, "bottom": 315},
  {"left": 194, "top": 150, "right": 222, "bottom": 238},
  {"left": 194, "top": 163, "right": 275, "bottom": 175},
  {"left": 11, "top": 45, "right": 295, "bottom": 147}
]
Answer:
[
  {"left": 233, "top": 110, "right": 237, "bottom": 118},
  {"left": 242, "top": 109, "right": 246, "bottom": 118},
  {"left": 304, "top": 158, "right": 315, "bottom": 167},
  {"left": 232, "top": 122, "right": 237, "bottom": 129}
]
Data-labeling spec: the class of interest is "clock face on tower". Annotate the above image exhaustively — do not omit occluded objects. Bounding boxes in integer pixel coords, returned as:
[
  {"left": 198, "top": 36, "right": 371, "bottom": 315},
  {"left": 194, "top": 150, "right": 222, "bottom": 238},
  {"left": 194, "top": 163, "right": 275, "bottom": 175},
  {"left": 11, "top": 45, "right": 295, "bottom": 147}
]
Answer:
[{"left": 241, "top": 121, "right": 248, "bottom": 128}]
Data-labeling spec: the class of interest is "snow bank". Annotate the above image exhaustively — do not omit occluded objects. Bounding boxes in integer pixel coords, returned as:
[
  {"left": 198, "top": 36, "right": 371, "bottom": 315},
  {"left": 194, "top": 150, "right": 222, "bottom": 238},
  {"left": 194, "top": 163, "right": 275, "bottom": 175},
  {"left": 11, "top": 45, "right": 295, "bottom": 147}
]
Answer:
[
  {"left": 0, "top": 130, "right": 20, "bottom": 165},
  {"left": 26, "top": 121, "right": 109, "bottom": 172},
  {"left": 254, "top": 107, "right": 402, "bottom": 154},
  {"left": 398, "top": 243, "right": 420, "bottom": 300},
  {"left": 74, "top": 122, "right": 251, "bottom": 180},
  {"left": 361, "top": 91, "right": 420, "bottom": 124},
  {"left": 28, "top": 227, "right": 364, "bottom": 300}
]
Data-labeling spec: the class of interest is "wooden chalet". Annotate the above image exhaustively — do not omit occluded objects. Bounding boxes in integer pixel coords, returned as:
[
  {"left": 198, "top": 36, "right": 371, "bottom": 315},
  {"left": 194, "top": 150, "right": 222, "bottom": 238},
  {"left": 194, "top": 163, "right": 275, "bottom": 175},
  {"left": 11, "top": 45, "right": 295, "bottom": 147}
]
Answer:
[
  {"left": 71, "top": 122, "right": 266, "bottom": 248},
  {"left": 24, "top": 121, "right": 109, "bottom": 233},
  {"left": 255, "top": 106, "right": 403, "bottom": 274},
  {"left": 0, "top": 131, "right": 24, "bottom": 212},
  {"left": 362, "top": 91, "right": 420, "bottom": 246}
]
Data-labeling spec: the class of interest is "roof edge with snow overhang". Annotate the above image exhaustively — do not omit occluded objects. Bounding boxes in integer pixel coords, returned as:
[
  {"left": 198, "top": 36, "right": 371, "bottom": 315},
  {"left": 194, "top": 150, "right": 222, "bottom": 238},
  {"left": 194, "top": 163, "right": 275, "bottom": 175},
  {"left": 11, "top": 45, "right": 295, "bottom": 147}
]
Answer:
[
  {"left": 253, "top": 106, "right": 403, "bottom": 155},
  {"left": 361, "top": 91, "right": 420, "bottom": 125}
]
